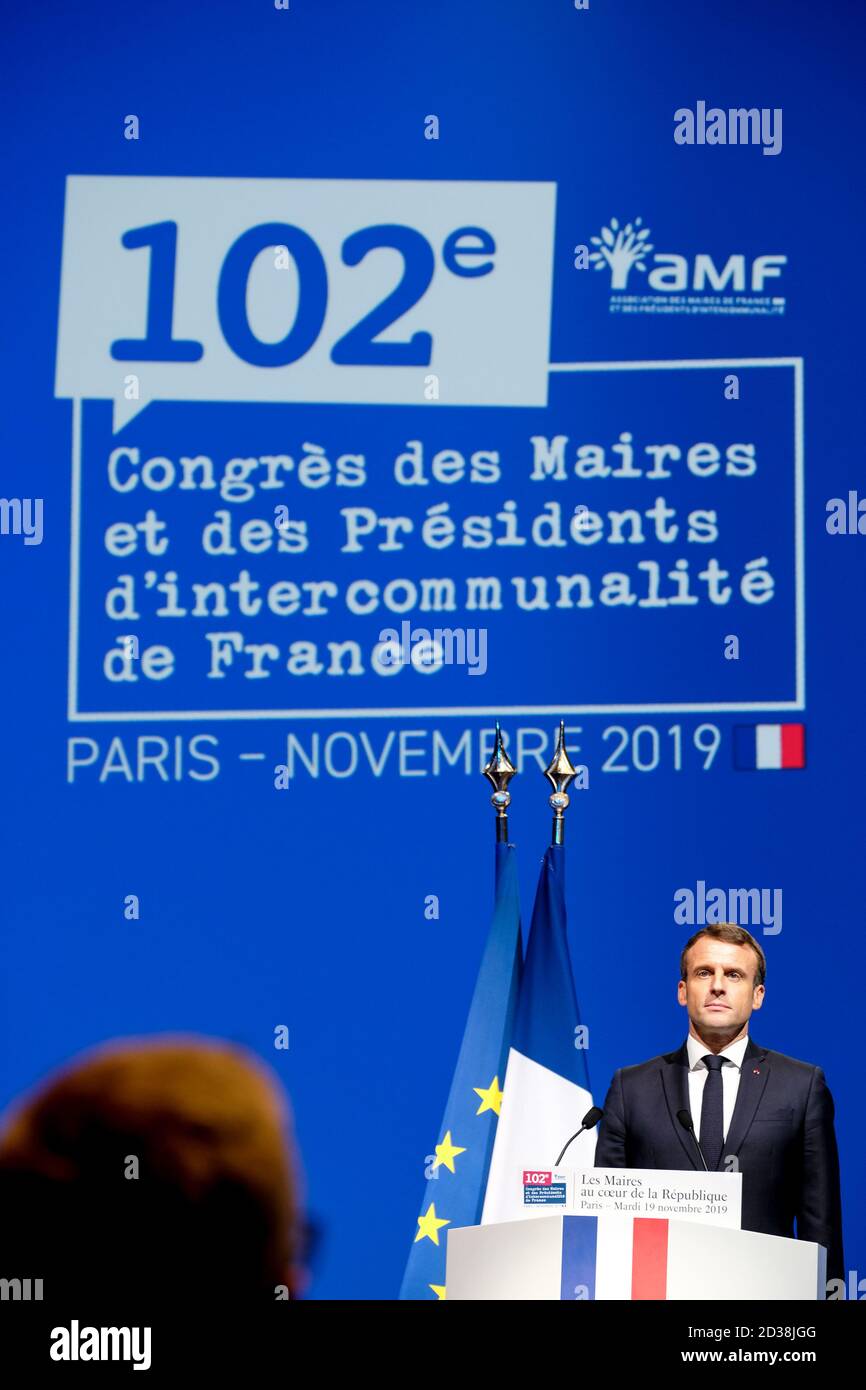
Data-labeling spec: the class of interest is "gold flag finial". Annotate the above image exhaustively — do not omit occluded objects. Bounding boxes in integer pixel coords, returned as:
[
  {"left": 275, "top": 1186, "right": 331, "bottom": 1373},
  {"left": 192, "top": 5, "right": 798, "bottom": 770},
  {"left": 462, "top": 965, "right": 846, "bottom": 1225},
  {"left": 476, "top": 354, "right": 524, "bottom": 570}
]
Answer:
[
  {"left": 543, "top": 720, "right": 577, "bottom": 846},
  {"left": 483, "top": 721, "right": 516, "bottom": 843}
]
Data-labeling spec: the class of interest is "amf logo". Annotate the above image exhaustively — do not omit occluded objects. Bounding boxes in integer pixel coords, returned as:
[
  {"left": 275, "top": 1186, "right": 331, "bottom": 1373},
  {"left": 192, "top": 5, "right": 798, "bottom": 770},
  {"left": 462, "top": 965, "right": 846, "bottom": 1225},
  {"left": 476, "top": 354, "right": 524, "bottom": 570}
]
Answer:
[{"left": 582, "top": 217, "right": 786, "bottom": 316}]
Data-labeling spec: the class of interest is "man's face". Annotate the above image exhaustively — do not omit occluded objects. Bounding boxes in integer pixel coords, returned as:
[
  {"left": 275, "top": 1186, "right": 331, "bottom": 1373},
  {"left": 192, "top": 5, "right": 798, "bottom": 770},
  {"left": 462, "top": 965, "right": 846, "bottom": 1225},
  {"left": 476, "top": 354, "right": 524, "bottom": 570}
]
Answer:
[{"left": 677, "top": 938, "right": 765, "bottom": 1041}]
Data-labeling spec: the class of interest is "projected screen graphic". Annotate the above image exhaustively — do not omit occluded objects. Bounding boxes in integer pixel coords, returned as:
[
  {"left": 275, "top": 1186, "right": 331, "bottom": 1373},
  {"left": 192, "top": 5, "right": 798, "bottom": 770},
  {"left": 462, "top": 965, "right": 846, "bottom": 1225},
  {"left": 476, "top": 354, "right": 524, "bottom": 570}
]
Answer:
[{"left": 1, "top": 0, "right": 862, "bottom": 1306}]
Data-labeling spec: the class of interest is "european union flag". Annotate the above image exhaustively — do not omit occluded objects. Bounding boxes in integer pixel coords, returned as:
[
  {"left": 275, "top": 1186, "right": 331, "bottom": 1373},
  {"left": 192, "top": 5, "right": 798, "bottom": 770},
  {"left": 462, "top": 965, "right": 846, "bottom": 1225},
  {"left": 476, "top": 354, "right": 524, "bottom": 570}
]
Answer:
[{"left": 399, "top": 842, "right": 523, "bottom": 1299}]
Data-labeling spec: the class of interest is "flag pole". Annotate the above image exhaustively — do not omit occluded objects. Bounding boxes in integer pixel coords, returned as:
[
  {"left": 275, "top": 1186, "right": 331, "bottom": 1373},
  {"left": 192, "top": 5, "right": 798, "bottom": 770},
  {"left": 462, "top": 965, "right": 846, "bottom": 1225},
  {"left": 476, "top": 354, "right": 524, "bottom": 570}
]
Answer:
[
  {"left": 544, "top": 720, "right": 577, "bottom": 846},
  {"left": 483, "top": 720, "right": 516, "bottom": 842}
]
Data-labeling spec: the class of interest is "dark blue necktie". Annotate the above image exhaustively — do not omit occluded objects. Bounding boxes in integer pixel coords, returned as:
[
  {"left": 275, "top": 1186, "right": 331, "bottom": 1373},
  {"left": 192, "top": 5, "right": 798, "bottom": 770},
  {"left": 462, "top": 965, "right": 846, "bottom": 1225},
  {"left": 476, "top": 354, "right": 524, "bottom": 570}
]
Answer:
[{"left": 699, "top": 1054, "right": 726, "bottom": 1170}]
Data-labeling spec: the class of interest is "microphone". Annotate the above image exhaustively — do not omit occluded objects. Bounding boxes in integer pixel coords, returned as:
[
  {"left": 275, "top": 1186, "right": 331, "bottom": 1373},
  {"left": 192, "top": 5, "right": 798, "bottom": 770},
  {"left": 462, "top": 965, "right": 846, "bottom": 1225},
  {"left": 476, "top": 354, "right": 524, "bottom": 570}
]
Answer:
[
  {"left": 555, "top": 1106, "right": 605, "bottom": 1166},
  {"left": 677, "top": 1108, "right": 709, "bottom": 1171}
]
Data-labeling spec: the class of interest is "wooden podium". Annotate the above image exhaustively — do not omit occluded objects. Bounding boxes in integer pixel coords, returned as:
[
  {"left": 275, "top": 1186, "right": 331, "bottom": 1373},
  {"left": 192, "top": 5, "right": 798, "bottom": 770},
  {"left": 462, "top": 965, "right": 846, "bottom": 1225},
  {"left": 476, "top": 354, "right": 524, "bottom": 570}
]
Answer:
[{"left": 446, "top": 1213, "right": 826, "bottom": 1300}]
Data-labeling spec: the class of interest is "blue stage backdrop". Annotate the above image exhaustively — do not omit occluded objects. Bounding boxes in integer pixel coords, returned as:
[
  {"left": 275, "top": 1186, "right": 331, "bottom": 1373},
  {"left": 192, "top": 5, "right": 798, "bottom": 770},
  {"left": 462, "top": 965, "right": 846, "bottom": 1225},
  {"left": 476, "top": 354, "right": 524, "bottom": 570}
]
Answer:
[{"left": 1, "top": 0, "right": 863, "bottom": 1299}]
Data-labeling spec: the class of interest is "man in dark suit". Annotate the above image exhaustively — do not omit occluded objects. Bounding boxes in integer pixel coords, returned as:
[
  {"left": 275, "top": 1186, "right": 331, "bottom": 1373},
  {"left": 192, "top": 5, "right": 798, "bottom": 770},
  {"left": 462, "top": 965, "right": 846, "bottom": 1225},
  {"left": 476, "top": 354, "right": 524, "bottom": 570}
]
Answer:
[{"left": 594, "top": 923, "right": 844, "bottom": 1285}]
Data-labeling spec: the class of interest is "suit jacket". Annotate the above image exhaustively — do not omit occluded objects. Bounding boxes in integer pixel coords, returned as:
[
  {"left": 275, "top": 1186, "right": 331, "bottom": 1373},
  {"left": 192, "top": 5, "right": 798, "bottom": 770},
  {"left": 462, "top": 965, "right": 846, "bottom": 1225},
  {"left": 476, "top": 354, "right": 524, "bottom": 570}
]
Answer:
[{"left": 594, "top": 1037, "right": 844, "bottom": 1285}]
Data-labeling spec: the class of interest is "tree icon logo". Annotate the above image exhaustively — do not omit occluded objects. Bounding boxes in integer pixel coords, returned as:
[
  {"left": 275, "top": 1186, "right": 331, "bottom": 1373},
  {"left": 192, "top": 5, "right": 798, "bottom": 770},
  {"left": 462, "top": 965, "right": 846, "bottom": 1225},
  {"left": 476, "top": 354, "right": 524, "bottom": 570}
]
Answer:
[{"left": 589, "top": 216, "right": 654, "bottom": 289}]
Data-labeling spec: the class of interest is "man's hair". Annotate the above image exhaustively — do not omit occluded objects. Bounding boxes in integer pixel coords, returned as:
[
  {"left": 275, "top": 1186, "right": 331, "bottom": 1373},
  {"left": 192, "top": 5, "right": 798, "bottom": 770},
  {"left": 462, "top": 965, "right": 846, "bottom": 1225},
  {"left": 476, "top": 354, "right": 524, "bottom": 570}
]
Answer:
[
  {"left": 680, "top": 923, "right": 767, "bottom": 988},
  {"left": 0, "top": 1036, "right": 303, "bottom": 1305}
]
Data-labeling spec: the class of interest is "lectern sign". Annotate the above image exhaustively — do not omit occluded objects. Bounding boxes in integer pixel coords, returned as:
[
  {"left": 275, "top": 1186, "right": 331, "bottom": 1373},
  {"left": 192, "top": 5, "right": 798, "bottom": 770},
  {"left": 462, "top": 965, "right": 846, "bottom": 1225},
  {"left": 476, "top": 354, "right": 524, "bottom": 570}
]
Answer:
[{"left": 520, "top": 1165, "right": 742, "bottom": 1230}]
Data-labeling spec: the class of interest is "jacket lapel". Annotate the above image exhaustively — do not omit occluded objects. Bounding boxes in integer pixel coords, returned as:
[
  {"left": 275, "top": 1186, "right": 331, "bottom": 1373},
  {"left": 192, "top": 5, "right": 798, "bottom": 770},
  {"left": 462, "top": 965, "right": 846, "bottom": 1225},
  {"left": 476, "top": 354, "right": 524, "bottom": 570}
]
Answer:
[
  {"left": 721, "top": 1037, "right": 769, "bottom": 1167},
  {"left": 661, "top": 1042, "right": 697, "bottom": 1168}
]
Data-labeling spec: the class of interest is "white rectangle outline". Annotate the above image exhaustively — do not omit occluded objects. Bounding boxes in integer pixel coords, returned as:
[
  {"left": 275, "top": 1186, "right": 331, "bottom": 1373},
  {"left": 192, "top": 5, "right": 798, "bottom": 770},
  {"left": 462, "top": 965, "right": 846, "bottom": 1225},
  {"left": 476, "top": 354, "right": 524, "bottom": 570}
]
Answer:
[{"left": 67, "top": 357, "right": 804, "bottom": 722}]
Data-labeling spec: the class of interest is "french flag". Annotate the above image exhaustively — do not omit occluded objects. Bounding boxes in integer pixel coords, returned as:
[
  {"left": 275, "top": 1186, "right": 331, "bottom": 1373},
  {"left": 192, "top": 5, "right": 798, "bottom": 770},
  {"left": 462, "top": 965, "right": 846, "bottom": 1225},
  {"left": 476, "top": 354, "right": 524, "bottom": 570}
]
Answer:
[
  {"left": 733, "top": 723, "right": 806, "bottom": 771},
  {"left": 481, "top": 845, "right": 596, "bottom": 1224}
]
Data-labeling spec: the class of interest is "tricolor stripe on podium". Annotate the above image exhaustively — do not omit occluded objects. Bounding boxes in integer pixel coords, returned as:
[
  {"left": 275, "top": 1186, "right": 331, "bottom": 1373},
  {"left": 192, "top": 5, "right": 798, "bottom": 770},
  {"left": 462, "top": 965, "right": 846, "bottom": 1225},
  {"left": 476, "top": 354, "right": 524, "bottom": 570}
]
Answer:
[
  {"left": 561, "top": 1216, "right": 670, "bottom": 1300},
  {"left": 733, "top": 723, "right": 805, "bottom": 771}
]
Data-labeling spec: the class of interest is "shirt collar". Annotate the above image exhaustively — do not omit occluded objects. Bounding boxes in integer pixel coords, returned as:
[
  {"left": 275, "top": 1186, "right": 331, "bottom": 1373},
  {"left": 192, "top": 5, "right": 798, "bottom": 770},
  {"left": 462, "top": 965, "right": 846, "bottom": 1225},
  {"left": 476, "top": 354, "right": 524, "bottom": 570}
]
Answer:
[{"left": 687, "top": 1032, "right": 749, "bottom": 1072}]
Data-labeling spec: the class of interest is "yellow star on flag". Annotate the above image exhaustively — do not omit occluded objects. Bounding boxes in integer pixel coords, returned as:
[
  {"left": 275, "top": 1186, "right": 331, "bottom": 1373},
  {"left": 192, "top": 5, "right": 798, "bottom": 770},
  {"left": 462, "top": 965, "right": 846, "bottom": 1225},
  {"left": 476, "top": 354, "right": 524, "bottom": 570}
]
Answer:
[
  {"left": 429, "top": 1284, "right": 447, "bottom": 1300},
  {"left": 432, "top": 1131, "right": 466, "bottom": 1174},
  {"left": 414, "top": 1202, "right": 450, "bottom": 1245},
  {"left": 474, "top": 1075, "right": 503, "bottom": 1116}
]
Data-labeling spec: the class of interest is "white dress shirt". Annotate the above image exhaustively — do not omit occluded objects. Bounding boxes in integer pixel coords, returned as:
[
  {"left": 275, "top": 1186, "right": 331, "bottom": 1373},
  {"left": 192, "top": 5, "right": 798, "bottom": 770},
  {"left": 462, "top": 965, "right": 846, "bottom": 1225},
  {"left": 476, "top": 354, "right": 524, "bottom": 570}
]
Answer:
[{"left": 686, "top": 1033, "right": 749, "bottom": 1140}]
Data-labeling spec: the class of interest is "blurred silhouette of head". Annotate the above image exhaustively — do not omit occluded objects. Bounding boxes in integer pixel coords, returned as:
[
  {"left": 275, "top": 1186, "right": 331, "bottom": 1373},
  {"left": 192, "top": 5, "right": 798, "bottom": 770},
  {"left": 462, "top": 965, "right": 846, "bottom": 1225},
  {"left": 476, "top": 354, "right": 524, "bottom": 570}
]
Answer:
[{"left": 0, "top": 1036, "right": 304, "bottom": 1307}]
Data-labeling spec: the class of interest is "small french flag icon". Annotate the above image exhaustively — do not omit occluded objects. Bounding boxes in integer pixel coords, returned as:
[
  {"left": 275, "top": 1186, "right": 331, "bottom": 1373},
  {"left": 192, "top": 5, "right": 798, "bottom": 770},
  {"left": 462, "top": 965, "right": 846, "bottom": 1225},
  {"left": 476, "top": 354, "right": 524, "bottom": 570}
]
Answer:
[{"left": 733, "top": 723, "right": 806, "bottom": 770}]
